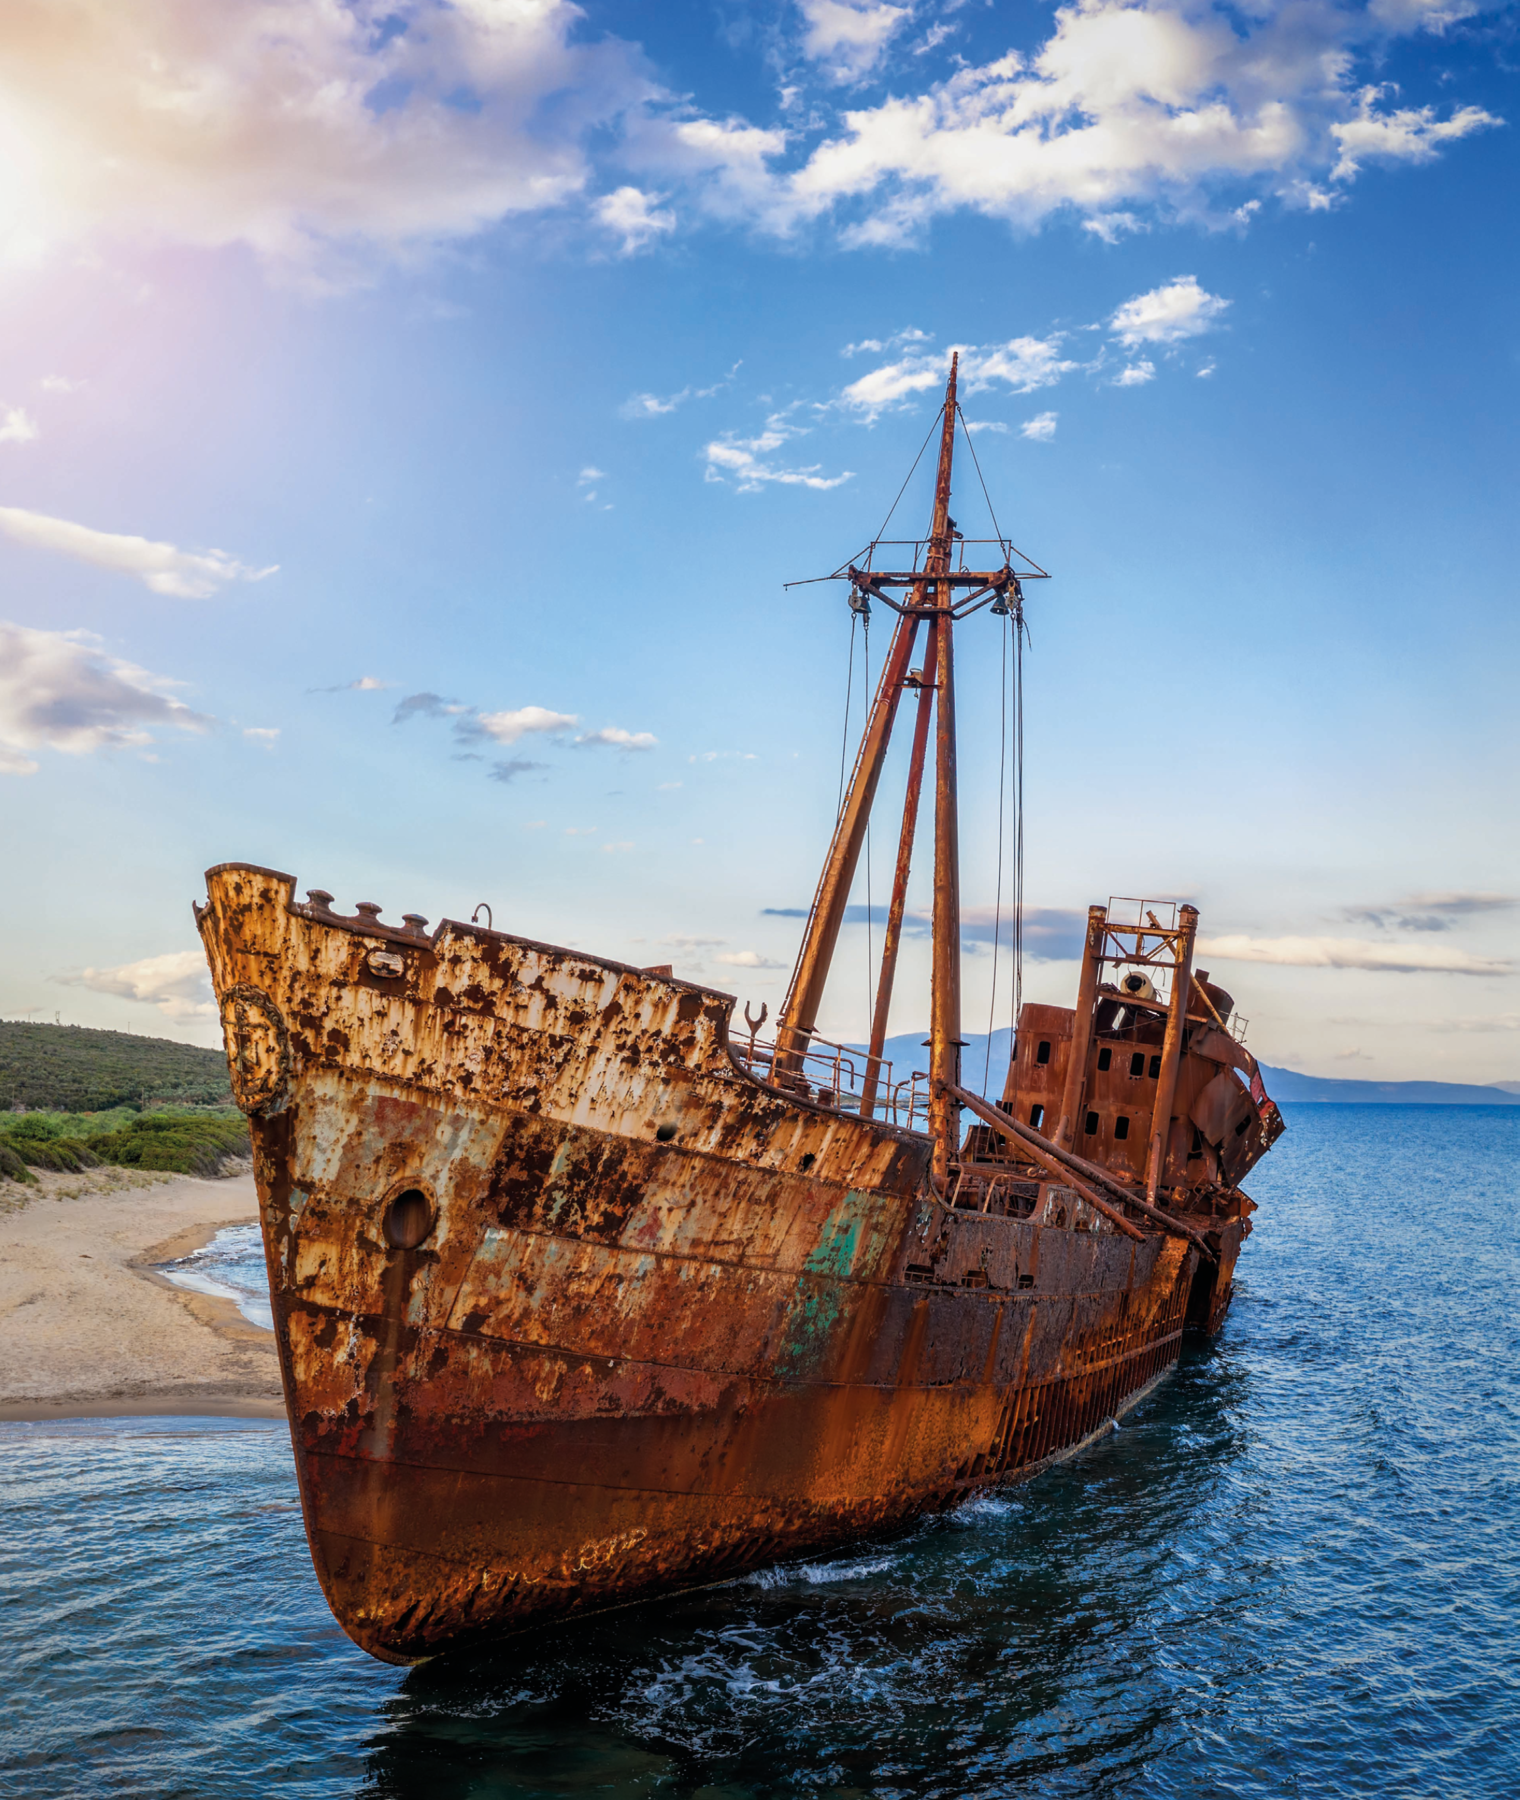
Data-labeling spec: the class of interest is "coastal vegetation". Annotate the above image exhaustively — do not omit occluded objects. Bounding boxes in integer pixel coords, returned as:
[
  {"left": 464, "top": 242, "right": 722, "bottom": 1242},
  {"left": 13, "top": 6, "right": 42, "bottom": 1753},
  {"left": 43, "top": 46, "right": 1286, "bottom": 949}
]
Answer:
[
  {"left": 0, "top": 1022, "right": 247, "bottom": 1183},
  {"left": 0, "top": 1021, "right": 232, "bottom": 1112},
  {"left": 0, "top": 1109, "right": 250, "bottom": 1184}
]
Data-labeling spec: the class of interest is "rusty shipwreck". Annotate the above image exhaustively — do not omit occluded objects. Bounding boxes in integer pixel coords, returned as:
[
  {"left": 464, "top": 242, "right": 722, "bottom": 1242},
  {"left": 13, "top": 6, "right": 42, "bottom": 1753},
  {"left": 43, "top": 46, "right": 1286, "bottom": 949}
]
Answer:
[{"left": 197, "top": 358, "right": 1284, "bottom": 1664}]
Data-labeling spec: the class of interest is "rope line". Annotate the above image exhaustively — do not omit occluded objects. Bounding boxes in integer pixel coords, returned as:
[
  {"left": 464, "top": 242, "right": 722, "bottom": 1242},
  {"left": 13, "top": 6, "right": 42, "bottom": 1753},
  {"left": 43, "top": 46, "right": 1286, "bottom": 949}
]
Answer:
[
  {"left": 1012, "top": 601, "right": 1026, "bottom": 1040},
  {"left": 983, "top": 606, "right": 1009, "bottom": 1093},
  {"left": 836, "top": 612, "right": 857, "bottom": 822},
  {"left": 956, "top": 404, "right": 1008, "bottom": 551},
  {"left": 862, "top": 612, "right": 872, "bottom": 1021},
  {"left": 870, "top": 406, "right": 943, "bottom": 550}
]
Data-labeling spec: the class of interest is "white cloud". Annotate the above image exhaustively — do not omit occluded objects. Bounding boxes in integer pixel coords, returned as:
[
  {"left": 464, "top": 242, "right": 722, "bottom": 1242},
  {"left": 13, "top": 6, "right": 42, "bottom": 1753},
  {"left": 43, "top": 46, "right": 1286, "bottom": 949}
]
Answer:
[
  {"left": 0, "top": 505, "right": 275, "bottom": 598},
  {"left": 1197, "top": 934, "right": 1512, "bottom": 976},
  {"left": 714, "top": 949, "right": 787, "bottom": 968},
  {"left": 0, "top": 622, "right": 209, "bottom": 774},
  {"left": 634, "top": 3, "right": 1499, "bottom": 248},
  {"left": 39, "top": 375, "right": 83, "bottom": 394},
  {"left": 1083, "top": 211, "right": 1144, "bottom": 244},
  {"left": 601, "top": 840, "right": 635, "bottom": 853},
  {"left": 1110, "top": 277, "right": 1228, "bottom": 347},
  {"left": 1331, "top": 86, "right": 1498, "bottom": 181},
  {"left": 840, "top": 335, "right": 1075, "bottom": 419},
  {"left": 0, "top": 1, "right": 1498, "bottom": 283},
  {"left": 1020, "top": 411, "right": 1058, "bottom": 441},
  {"left": 704, "top": 416, "right": 853, "bottom": 491},
  {"left": 474, "top": 705, "right": 578, "bottom": 745},
  {"left": 0, "top": 0, "right": 1492, "bottom": 300},
  {"left": 0, "top": 0, "right": 648, "bottom": 282},
  {"left": 0, "top": 407, "right": 39, "bottom": 444},
  {"left": 596, "top": 185, "right": 676, "bottom": 253},
  {"left": 1197, "top": 361, "right": 1217, "bottom": 378},
  {"left": 578, "top": 467, "right": 606, "bottom": 484},
  {"left": 798, "top": 1, "right": 911, "bottom": 85},
  {"left": 243, "top": 726, "right": 279, "bottom": 746},
  {"left": 57, "top": 949, "right": 214, "bottom": 1023},
  {"left": 574, "top": 726, "right": 658, "bottom": 750},
  {"left": 621, "top": 389, "right": 690, "bottom": 419},
  {"left": 1112, "top": 361, "right": 1156, "bottom": 386}
]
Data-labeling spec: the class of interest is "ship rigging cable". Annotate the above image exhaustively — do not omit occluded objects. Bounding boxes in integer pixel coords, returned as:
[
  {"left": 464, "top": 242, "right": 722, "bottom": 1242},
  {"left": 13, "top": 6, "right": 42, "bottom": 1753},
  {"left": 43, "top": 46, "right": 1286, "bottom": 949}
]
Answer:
[{"left": 952, "top": 403, "right": 1024, "bottom": 1097}]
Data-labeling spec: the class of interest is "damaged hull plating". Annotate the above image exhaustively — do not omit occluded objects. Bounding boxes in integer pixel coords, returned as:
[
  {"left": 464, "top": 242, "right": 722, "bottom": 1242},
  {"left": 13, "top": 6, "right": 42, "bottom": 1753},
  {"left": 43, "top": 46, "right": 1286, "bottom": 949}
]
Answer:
[{"left": 198, "top": 864, "right": 1256, "bottom": 1665}]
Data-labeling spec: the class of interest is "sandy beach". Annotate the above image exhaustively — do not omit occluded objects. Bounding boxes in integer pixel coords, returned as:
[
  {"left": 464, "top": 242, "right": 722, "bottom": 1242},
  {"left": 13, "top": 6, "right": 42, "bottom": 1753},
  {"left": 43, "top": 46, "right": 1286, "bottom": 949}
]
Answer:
[{"left": 0, "top": 1167, "right": 282, "bottom": 1420}]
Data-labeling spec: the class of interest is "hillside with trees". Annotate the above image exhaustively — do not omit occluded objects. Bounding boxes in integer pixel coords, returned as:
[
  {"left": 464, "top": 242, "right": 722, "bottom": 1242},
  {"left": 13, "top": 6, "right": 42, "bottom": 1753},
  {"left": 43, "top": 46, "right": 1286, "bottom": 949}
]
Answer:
[{"left": 0, "top": 1021, "right": 232, "bottom": 1113}]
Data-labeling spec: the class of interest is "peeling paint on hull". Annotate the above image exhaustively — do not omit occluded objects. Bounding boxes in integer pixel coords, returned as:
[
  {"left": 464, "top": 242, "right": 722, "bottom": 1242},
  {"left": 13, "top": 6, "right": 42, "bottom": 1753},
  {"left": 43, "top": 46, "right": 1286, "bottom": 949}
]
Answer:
[{"left": 198, "top": 864, "right": 1241, "bottom": 1664}]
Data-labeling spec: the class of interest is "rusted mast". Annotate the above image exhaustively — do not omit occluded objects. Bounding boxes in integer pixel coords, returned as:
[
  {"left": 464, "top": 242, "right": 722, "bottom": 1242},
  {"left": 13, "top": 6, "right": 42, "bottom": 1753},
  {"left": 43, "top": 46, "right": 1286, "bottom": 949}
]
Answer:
[
  {"left": 1143, "top": 904, "right": 1198, "bottom": 1203},
  {"left": 926, "top": 355, "right": 962, "bottom": 1187},
  {"left": 859, "top": 619, "right": 939, "bottom": 1120},
  {"left": 774, "top": 609, "right": 922, "bottom": 1076},
  {"left": 1053, "top": 905, "right": 1108, "bottom": 1148}
]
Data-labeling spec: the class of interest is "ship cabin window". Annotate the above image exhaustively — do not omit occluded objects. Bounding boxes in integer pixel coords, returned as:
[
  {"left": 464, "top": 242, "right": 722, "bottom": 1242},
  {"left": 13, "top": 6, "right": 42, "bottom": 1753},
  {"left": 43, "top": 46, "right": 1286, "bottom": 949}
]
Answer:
[
  {"left": 1114, "top": 1115, "right": 1130, "bottom": 1141},
  {"left": 1083, "top": 1110, "right": 1100, "bottom": 1135},
  {"left": 1036, "top": 1040, "right": 1052, "bottom": 1066},
  {"left": 1096, "top": 1047, "right": 1112, "bottom": 1072},
  {"left": 1129, "top": 1052, "right": 1145, "bottom": 1077},
  {"left": 1149, "top": 1055, "right": 1162, "bottom": 1079},
  {"left": 1029, "top": 1103, "right": 1045, "bottom": 1128}
]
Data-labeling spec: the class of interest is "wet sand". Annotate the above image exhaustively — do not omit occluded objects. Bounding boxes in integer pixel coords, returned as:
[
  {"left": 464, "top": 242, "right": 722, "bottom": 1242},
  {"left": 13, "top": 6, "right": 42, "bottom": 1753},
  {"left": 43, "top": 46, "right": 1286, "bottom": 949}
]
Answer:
[{"left": 0, "top": 1168, "right": 282, "bottom": 1420}]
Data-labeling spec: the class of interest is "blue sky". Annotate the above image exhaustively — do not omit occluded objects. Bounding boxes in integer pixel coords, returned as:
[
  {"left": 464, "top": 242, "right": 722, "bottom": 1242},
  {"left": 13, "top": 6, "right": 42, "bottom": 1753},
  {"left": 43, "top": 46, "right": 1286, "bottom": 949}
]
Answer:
[{"left": 0, "top": 0, "right": 1516, "bottom": 1084}]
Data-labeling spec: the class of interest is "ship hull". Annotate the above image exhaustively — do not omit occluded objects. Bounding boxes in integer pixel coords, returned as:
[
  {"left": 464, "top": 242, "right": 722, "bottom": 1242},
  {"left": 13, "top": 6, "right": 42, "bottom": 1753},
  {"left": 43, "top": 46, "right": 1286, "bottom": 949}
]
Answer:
[{"left": 200, "top": 865, "right": 1239, "bottom": 1663}]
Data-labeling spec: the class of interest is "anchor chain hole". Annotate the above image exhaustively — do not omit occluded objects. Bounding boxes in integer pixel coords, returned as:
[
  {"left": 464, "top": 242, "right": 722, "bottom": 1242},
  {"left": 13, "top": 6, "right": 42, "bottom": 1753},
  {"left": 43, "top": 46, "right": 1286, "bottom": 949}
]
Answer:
[{"left": 383, "top": 1188, "right": 433, "bottom": 1250}]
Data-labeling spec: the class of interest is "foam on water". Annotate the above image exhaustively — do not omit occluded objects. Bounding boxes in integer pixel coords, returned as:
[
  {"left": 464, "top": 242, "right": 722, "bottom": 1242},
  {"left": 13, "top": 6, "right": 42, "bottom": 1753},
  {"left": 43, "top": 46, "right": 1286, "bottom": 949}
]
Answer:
[
  {"left": 158, "top": 1223, "right": 273, "bottom": 1331},
  {"left": 3, "top": 1104, "right": 1518, "bottom": 1798}
]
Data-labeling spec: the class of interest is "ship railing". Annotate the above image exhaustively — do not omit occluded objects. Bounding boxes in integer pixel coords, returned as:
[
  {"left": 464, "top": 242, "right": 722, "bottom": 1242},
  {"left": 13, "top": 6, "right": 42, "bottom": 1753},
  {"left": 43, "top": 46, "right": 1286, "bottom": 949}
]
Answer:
[{"left": 731, "top": 1034, "right": 932, "bottom": 1131}]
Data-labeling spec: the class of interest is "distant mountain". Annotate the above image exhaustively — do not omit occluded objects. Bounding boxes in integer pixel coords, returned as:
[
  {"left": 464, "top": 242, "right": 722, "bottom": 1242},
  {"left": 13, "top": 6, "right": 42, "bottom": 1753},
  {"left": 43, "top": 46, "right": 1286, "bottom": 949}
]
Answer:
[
  {"left": 1257, "top": 1066, "right": 1520, "bottom": 1106},
  {"left": 843, "top": 1028, "right": 1520, "bottom": 1108}
]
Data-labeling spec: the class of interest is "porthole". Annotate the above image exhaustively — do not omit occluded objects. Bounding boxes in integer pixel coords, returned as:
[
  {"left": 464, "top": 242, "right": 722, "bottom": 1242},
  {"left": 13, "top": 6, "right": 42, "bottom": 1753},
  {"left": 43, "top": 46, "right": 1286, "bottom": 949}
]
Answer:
[
  {"left": 1035, "top": 1040, "right": 1052, "bottom": 1066},
  {"left": 1083, "top": 1110, "right": 1100, "bottom": 1135},
  {"left": 383, "top": 1187, "right": 433, "bottom": 1250},
  {"left": 1114, "top": 1116, "right": 1130, "bottom": 1141},
  {"left": 1029, "top": 1103, "right": 1044, "bottom": 1129},
  {"left": 1148, "top": 1055, "right": 1162, "bottom": 1079},
  {"left": 1129, "top": 1052, "right": 1145, "bottom": 1077},
  {"left": 1096, "top": 1047, "right": 1112, "bottom": 1072},
  {"left": 656, "top": 1123, "right": 678, "bottom": 1143}
]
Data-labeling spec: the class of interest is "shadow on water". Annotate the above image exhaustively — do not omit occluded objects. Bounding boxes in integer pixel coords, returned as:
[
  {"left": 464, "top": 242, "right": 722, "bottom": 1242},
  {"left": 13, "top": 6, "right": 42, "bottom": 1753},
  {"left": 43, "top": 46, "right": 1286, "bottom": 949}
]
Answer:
[{"left": 360, "top": 1345, "right": 1257, "bottom": 1800}]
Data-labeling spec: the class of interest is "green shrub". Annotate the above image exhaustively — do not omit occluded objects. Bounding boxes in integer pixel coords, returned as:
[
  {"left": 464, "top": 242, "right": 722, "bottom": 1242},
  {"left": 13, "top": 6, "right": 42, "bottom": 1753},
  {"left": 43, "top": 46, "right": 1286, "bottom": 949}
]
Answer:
[
  {"left": 86, "top": 1113, "right": 251, "bottom": 1178},
  {"left": 0, "top": 1142, "right": 34, "bottom": 1184},
  {"left": 0, "top": 1108, "right": 250, "bottom": 1180}
]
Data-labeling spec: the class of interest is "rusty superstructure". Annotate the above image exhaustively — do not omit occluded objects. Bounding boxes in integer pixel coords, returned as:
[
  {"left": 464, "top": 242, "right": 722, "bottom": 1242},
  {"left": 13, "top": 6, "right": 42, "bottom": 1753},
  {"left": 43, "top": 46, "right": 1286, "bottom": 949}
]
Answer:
[{"left": 197, "top": 361, "right": 1283, "bottom": 1663}]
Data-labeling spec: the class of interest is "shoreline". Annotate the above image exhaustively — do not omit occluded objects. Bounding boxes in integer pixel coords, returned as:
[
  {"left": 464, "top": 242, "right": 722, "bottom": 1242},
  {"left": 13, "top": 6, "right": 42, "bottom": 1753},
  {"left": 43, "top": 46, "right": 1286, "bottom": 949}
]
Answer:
[{"left": 0, "top": 1168, "right": 285, "bottom": 1421}]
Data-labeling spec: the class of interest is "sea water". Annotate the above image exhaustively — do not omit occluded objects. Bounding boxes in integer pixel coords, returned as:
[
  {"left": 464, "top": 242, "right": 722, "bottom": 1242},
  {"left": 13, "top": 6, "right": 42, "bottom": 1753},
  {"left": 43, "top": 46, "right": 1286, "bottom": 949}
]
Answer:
[{"left": 2, "top": 1104, "right": 1517, "bottom": 1798}]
